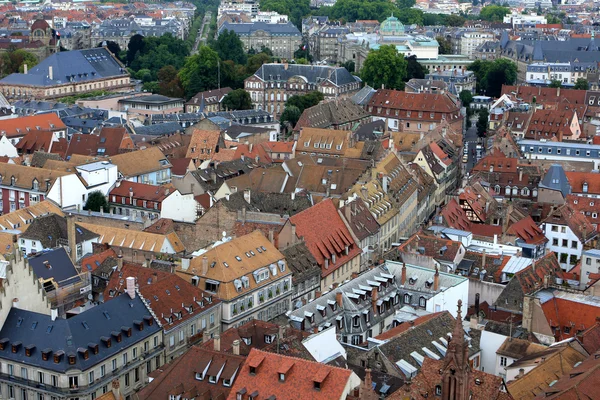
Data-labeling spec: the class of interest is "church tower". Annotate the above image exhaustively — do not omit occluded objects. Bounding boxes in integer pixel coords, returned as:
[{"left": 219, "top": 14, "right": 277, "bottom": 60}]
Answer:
[{"left": 441, "top": 300, "right": 471, "bottom": 400}]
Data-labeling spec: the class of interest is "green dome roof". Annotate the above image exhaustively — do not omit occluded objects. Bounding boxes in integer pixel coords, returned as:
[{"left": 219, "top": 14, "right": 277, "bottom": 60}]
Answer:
[{"left": 380, "top": 14, "right": 405, "bottom": 35}]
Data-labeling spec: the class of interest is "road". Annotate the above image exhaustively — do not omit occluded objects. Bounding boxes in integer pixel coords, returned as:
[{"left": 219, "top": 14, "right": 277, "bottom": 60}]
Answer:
[
  {"left": 461, "top": 117, "right": 483, "bottom": 183},
  {"left": 191, "top": 11, "right": 212, "bottom": 55}
]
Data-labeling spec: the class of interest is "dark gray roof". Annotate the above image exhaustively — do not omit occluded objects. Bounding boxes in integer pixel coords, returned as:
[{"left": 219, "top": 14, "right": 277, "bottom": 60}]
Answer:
[
  {"left": 222, "top": 191, "right": 313, "bottom": 216},
  {"left": 134, "top": 122, "right": 183, "bottom": 136},
  {"left": 27, "top": 247, "right": 80, "bottom": 284},
  {"left": 13, "top": 100, "right": 68, "bottom": 115},
  {"left": 219, "top": 21, "right": 300, "bottom": 37},
  {"left": 539, "top": 164, "right": 571, "bottom": 197},
  {"left": 223, "top": 125, "right": 270, "bottom": 139},
  {"left": 501, "top": 37, "right": 600, "bottom": 63},
  {"left": 253, "top": 63, "right": 360, "bottom": 87},
  {"left": 120, "top": 94, "right": 183, "bottom": 104},
  {"left": 354, "top": 120, "right": 385, "bottom": 141},
  {"left": 281, "top": 242, "right": 320, "bottom": 286},
  {"left": 0, "top": 293, "right": 160, "bottom": 372},
  {"left": 189, "top": 158, "right": 260, "bottom": 192},
  {"left": 352, "top": 85, "right": 376, "bottom": 106},
  {"left": 30, "top": 151, "right": 63, "bottom": 168},
  {"left": 0, "top": 48, "right": 127, "bottom": 87},
  {"left": 22, "top": 214, "right": 99, "bottom": 249}
]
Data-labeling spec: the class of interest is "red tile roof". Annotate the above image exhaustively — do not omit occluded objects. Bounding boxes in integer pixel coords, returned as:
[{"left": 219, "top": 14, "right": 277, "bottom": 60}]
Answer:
[
  {"left": 507, "top": 216, "right": 547, "bottom": 245},
  {"left": 566, "top": 195, "right": 600, "bottom": 233},
  {"left": 501, "top": 85, "right": 586, "bottom": 106},
  {"left": 226, "top": 348, "right": 356, "bottom": 400},
  {"left": 566, "top": 171, "right": 600, "bottom": 194},
  {"left": 429, "top": 142, "right": 452, "bottom": 166},
  {"left": 289, "top": 198, "right": 361, "bottom": 277},
  {"left": 540, "top": 294, "right": 600, "bottom": 342},
  {"left": 60, "top": 127, "right": 134, "bottom": 158},
  {"left": 524, "top": 109, "right": 577, "bottom": 141},
  {"left": 578, "top": 323, "right": 600, "bottom": 355},
  {"left": 80, "top": 248, "right": 117, "bottom": 272},
  {"left": 441, "top": 198, "right": 472, "bottom": 231},
  {"left": 368, "top": 89, "right": 461, "bottom": 115},
  {"left": 544, "top": 204, "right": 597, "bottom": 243},
  {"left": 109, "top": 181, "right": 171, "bottom": 203},
  {"left": 15, "top": 131, "right": 55, "bottom": 154},
  {"left": 186, "top": 129, "right": 221, "bottom": 164},
  {"left": 472, "top": 151, "right": 518, "bottom": 174},
  {"left": 398, "top": 232, "right": 462, "bottom": 262},
  {"left": 0, "top": 114, "right": 66, "bottom": 138},
  {"left": 375, "top": 312, "right": 446, "bottom": 341},
  {"left": 515, "top": 252, "right": 564, "bottom": 295}
]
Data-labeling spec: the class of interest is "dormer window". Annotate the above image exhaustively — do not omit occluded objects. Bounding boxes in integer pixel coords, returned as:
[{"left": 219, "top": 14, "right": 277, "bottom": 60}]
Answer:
[
  {"left": 353, "top": 316, "right": 360, "bottom": 327},
  {"left": 208, "top": 375, "right": 217, "bottom": 384},
  {"left": 10, "top": 176, "right": 15, "bottom": 186},
  {"left": 68, "top": 354, "right": 76, "bottom": 365},
  {"left": 54, "top": 351, "right": 64, "bottom": 363},
  {"left": 404, "top": 294, "right": 411, "bottom": 304}
]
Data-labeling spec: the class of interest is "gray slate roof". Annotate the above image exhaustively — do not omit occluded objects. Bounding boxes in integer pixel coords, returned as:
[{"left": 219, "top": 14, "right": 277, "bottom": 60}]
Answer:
[
  {"left": 253, "top": 63, "right": 360, "bottom": 87},
  {"left": 220, "top": 21, "right": 301, "bottom": 37},
  {"left": 539, "top": 164, "right": 571, "bottom": 197},
  {"left": 0, "top": 293, "right": 160, "bottom": 373},
  {"left": 134, "top": 122, "right": 183, "bottom": 136},
  {"left": 222, "top": 191, "right": 313, "bottom": 216},
  {"left": 281, "top": 242, "right": 320, "bottom": 286},
  {"left": 27, "top": 247, "right": 80, "bottom": 284},
  {"left": 21, "top": 214, "right": 99, "bottom": 249},
  {"left": 0, "top": 48, "right": 127, "bottom": 87}
]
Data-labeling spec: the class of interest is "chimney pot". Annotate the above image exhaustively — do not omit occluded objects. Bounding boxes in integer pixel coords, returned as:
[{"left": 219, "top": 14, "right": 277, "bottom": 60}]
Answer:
[
  {"left": 401, "top": 263, "right": 407, "bottom": 285},
  {"left": 336, "top": 291, "right": 343, "bottom": 308},
  {"left": 126, "top": 277, "right": 136, "bottom": 299},
  {"left": 232, "top": 339, "right": 241, "bottom": 355},
  {"left": 213, "top": 334, "right": 221, "bottom": 352}
]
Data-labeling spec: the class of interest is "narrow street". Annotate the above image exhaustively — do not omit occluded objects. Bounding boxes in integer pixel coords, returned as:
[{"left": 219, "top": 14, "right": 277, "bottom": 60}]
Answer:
[{"left": 191, "top": 11, "right": 212, "bottom": 55}]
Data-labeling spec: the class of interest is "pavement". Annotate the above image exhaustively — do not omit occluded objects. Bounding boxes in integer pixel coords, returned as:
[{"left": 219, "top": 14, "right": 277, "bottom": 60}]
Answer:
[{"left": 463, "top": 118, "right": 481, "bottom": 174}]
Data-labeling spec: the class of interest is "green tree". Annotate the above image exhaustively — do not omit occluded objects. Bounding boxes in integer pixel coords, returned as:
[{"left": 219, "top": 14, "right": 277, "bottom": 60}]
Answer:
[
  {"left": 546, "top": 14, "right": 561, "bottom": 24},
  {"left": 212, "top": 29, "right": 247, "bottom": 65},
  {"left": 84, "top": 191, "right": 108, "bottom": 212},
  {"left": 178, "top": 45, "right": 220, "bottom": 98},
  {"left": 396, "top": 0, "right": 415, "bottom": 9},
  {"left": 136, "top": 68, "right": 153, "bottom": 82},
  {"left": 129, "top": 34, "right": 190, "bottom": 80},
  {"left": 222, "top": 89, "right": 253, "bottom": 110},
  {"left": 459, "top": 90, "right": 473, "bottom": 108},
  {"left": 285, "top": 91, "right": 324, "bottom": 113},
  {"left": 10, "top": 50, "right": 38, "bottom": 74},
  {"left": 294, "top": 45, "right": 312, "bottom": 62},
  {"left": 127, "top": 34, "right": 145, "bottom": 65},
  {"left": 295, "top": 58, "right": 309, "bottom": 64},
  {"left": 157, "top": 65, "right": 184, "bottom": 98},
  {"left": 325, "top": 0, "right": 400, "bottom": 23},
  {"left": 98, "top": 41, "right": 122, "bottom": 58},
  {"left": 549, "top": 80, "right": 562, "bottom": 88},
  {"left": 436, "top": 36, "right": 452, "bottom": 54},
  {"left": 361, "top": 45, "right": 407, "bottom": 90},
  {"left": 468, "top": 58, "right": 517, "bottom": 97},
  {"left": 445, "top": 14, "right": 466, "bottom": 26},
  {"left": 405, "top": 55, "right": 427, "bottom": 80},
  {"left": 260, "top": 46, "right": 273, "bottom": 56},
  {"left": 259, "top": 0, "right": 310, "bottom": 28},
  {"left": 247, "top": 52, "right": 272, "bottom": 73},
  {"left": 574, "top": 78, "right": 589, "bottom": 90},
  {"left": 280, "top": 105, "right": 301, "bottom": 128},
  {"left": 341, "top": 60, "right": 355, "bottom": 73},
  {"left": 477, "top": 109, "right": 489, "bottom": 137},
  {"left": 396, "top": 8, "right": 424, "bottom": 25},
  {"left": 479, "top": 5, "right": 510, "bottom": 21}
]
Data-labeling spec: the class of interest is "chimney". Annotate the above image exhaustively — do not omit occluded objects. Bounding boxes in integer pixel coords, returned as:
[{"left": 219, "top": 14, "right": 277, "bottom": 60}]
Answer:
[
  {"left": 344, "top": 203, "right": 352, "bottom": 224},
  {"left": 371, "top": 288, "right": 378, "bottom": 315},
  {"left": 111, "top": 379, "right": 120, "bottom": 399},
  {"left": 232, "top": 339, "right": 241, "bottom": 355},
  {"left": 23, "top": 64, "right": 27, "bottom": 74},
  {"left": 470, "top": 315, "right": 478, "bottom": 330},
  {"left": 241, "top": 206, "right": 247, "bottom": 224},
  {"left": 12, "top": 298, "right": 19, "bottom": 308},
  {"left": 181, "top": 256, "right": 191, "bottom": 271},
  {"left": 401, "top": 263, "right": 407, "bottom": 285},
  {"left": 315, "top": 291, "right": 322, "bottom": 299},
  {"left": 336, "top": 291, "right": 343, "bottom": 308},
  {"left": 279, "top": 324, "right": 285, "bottom": 341},
  {"left": 243, "top": 188, "right": 251, "bottom": 204},
  {"left": 51, "top": 309, "right": 58, "bottom": 321},
  {"left": 557, "top": 87, "right": 560, "bottom": 97},
  {"left": 117, "top": 251, "right": 123, "bottom": 271},
  {"left": 519, "top": 168, "right": 523, "bottom": 182},
  {"left": 48, "top": 66, "right": 53, "bottom": 80},
  {"left": 433, "top": 267, "right": 439, "bottom": 291},
  {"left": 66, "top": 214, "right": 77, "bottom": 262},
  {"left": 291, "top": 224, "right": 297, "bottom": 243},
  {"left": 517, "top": 368, "right": 525, "bottom": 379},
  {"left": 202, "top": 256, "right": 208, "bottom": 275},
  {"left": 213, "top": 334, "right": 221, "bottom": 352},
  {"left": 482, "top": 249, "right": 487, "bottom": 268},
  {"left": 126, "top": 277, "right": 136, "bottom": 299},
  {"left": 203, "top": 330, "right": 210, "bottom": 343},
  {"left": 363, "top": 369, "right": 374, "bottom": 397},
  {"left": 475, "top": 293, "right": 480, "bottom": 319},
  {"left": 268, "top": 229, "right": 274, "bottom": 245},
  {"left": 291, "top": 191, "right": 296, "bottom": 200}
]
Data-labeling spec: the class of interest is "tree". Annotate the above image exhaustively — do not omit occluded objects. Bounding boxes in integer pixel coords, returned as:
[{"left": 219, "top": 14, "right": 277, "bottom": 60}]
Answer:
[
  {"left": 325, "top": 0, "right": 400, "bottom": 23},
  {"left": 222, "top": 89, "right": 253, "bottom": 110},
  {"left": 396, "top": 8, "right": 424, "bottom": 25},
  {"left": 157, "top": 65, "right": 184, "bottom": 98},
  {"left": 84, "top": 191, "right": 108, "bottom": 212},
  {"left": 212, "top": 29, "right": 247, "bottom": 65},
  {"left": 285, "top": 91, "right": 324, "bottom": 113},
  {"left": 405, "top": 55, "right": 427, "bottom": 80},
  {"left": 468, "top": 58, "right": 517, "bottom": 97},
  {"left": 259, "top": 0, "right": 310, "bottom": 28},
  {"left": 549, "top": 79, "right": 562, "bottom": 88},
  {"left": 178, "top": 46, "right": 220, "bottom": 98},
  {"left": 436, "top": 36, "right": 452, "bottom": 54},
  {"left": 459, "top": 90, "right": 473, "bottom": 108},
  {"left": 574, "top": 78, "right": 589, "bottom": 90},
  {"left": 477, "top": 109, "right": 489, "bottom": 137},
  {"left": 98, "top": 41, "right": 121, "bottom": 58},
  {"left": 9, "top": 50, "right": 38, "bottom": 74},
  {"left": 280, "top": 105, "right": 301, "bottom": 128},
  {"left": 260, "top": 46, "right": 273, "bottom": 56},
  {"left": 128, "top": 34, "right": 190, "bottom": 80},
  {"left": 361, "top": 45, "right": 407, "bottom": 90},
  {"left": 247, "top": 52, "right": 272, "bottom": 74},
  {"left": 127, "top": 34, "right": 145, "bottom": 65},
  {"left": 396, "top": 0, "right": 415, "bottom": 9},
  {"left": 341, "top": 60, "right": 355, "bottom": 73},
  {"left": 445, "top": 14, "right": 466, "bottom": 26},
  {"left": 479, "top": 5, "right": 510, "bottom": 21},
  {"left": 294, "top": 45, "right": 312, "bottom": 62}
]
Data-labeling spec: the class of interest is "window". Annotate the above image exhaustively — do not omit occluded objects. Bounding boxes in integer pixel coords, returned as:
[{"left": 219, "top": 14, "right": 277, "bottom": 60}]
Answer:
[
  {"left": 112, "top": 359, "right": 117, "bottom": 371},
  {"left": 100, "top": 365, "right": 105, "bottom": 377},
  {"left": 123, "top": 353, "right": 128, "bottom": 365},
  {"left": 21, "top": 367, "right": 27, "bottom": 379},
  {"left": 125, "top": 372, "right": 130, "bottom": 387},
  {"left": 353, "top": 316, "right": 360, "bottom": 327},
  {"left": 89, "top": 370, "right": 94, "bottom": 383},
  {"left": 500, "top": 356, "right": 507, "bottom": 367},
  {"left": 69, "top": 376, "right": 79, "bottom": 389},
  {"left": 552, "top": 238, "right": 558, "bottom": 246},
  {"left": 562, "top": 239, "right": 568, "bottom": 247},
  {"left": 571, "top": 241, "right": 578, "bottom": 249},
  {"left": 51, "top": 375, "right": 58, "bottom": 387}
]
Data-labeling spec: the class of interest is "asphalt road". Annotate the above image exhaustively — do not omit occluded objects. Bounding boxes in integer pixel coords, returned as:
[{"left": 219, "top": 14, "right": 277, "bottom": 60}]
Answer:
[{"left": 462, "top": 118, "right": 481, "bottom": 176}]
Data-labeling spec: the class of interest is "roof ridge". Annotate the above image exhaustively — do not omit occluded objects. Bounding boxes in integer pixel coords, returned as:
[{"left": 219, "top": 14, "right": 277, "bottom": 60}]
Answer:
[{"left": 249, "top": 348, "right": 352, "bottom": 373}]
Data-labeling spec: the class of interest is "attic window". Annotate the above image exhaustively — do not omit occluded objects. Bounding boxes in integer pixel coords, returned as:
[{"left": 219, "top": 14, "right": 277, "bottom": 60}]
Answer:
[
  {"left": 314, "top": 381, "right": 321, "bottom": 391},
  {"left": 41, "top": 348, "right": 52, "bottom": 361},
  {"left": 54, "top": 351, "right": 64, "bottom": 363},
  {"left": 68, "top": 354, "right": 76, "bottom": 365},
  {"left": 11, "top": 342, "right": 21, "bottom": 353},
  {"left": 88, "top": 343, "right": 99, "bottom": 355}
]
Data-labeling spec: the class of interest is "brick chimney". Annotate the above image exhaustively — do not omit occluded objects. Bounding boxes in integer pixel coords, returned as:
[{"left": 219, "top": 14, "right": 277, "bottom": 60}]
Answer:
[
  {"left": 401, "top": 262, "right": 407, "bottom": 285},
  {"left": 126, "top": 277, "right": 136, "bottom": 299},
  {"left": 433, "top": 267, "right": 439, "bottom": 291},
  {"left": 213, "top": 334, "right": 221, "bottom": 352},
  {"left": 117, "top": 251, "right": 123, "bottom": 271},
  {"left": 202, "top": 256, "right": 208, "bottom": 275},
  {"left": 203, "top": 330, "right": 210, "bottom": 343},
  {"left": 232, "top": 339, "right": 240, "bottom": 355},
  {"left": 336, "top": 291, "right": 343, "bottom": 308},
  {"left": 111, "top": 379, "right": 120, "bottom": 399},
  {"left": 315, "top": 291, "right": 322, "bottom": 299},
  {"left": 66, "top": 214, "right": 77, "bottom": 263}
]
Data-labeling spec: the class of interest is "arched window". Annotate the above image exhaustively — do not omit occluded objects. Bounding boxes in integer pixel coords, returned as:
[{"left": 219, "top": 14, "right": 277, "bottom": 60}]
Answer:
[
  {"left": 419, "top": 297, "right": 426, "bottom": 308},
  {"left": 403, "top": 294, "right": 411, "bottom": 304}
]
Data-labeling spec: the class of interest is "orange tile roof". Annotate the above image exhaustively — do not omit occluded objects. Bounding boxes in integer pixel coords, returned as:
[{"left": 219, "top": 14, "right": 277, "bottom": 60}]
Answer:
[
  {"left": 80, "top": 248, "right": 117, "bottom": 272},
  {"left": 109, "top": 181, "right": 171, "bottom": 203},
  {"left": 566, "top": 171, "right": 600, "bottom": 194},
  {"left": 226, "top": 349, "right": 355, "bottom": 400},
  {"left": 540, "top": 294, "right": 600, "bottom": 342},
  {"left": 186, "top": 129, "right": 221, "bottom": 164},
  {"left": 289, "top": 199, "right": 361, "bottom": 277},
  {"left": 375, "top": 312, "right": 445, "bottom": 341},
  {"left": 0, "top": 114, "right": 66, "bottom": 138},
  {"left": 429, "top": 142, "right": 452, "bottom": 166}
]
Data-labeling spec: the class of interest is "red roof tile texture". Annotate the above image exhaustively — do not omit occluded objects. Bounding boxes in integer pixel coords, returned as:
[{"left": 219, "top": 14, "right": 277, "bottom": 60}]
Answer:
[
  {"left": 226, "top": 348, "right": 355, "bottom": 400},
  {"left": 507, "top": 216, "right": 548, "bottom": 245},
  {"left": 0, "top": 114, "right": 66, "bottom": 138},
  {"left": 541, "top": 295, "right": 600, "bottom": 342},
  {"left": 289, "top": 198, "right": 361, "bottom": 277}
]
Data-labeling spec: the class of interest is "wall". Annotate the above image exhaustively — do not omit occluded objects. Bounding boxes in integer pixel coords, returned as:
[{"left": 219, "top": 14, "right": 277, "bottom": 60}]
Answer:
[
  {"left": 428, "top": 278, "right": 469, "bottom": 318},
  {"left": 47, "top": 174, "right": 88, "bottom": 209},
  {"left": 468, "top": 279, "right": 506, "bottom": 306},
  {"left": 161, "top": 191, "right": 198, "bottom": 223},
  {"left": 543, "top": 222, "right": 583, "bottom": 270},
  {"left": 0, "top": 136, "right": 18, "bottom": 157},
  {"left": 194, "top": 202, "right": 237, "bottom": 245},
  {"left": 480, "top": 330, "right": 508, "bottom": 375}
]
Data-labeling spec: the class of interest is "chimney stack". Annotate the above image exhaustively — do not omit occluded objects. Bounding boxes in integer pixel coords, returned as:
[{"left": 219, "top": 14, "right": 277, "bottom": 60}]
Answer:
[
  {"left": 213, "top": 334, "right": 221, "bottom": 352},
  {"left": 232, "top": 339, "right": 241, "bottom": 355},
  {"left": 202, "top": 256, "right": 208, "bottom": 275},
  {"left": 470, "top": 315, "right": 478, "bottom": 330},
  {"left": 519, "top": 168, "right": 523, "bottom": 182},
  {"left": 433, "top": 267, "right": 439, "bottom": 291},
  {"left": 48, "top": 65, "right": 53, "bottom": 80},
  {"left": 243, "top": 188, "right": 251, "bottom": 204},
  {"left": 371, "top": 288, "right": 378, "bottom": 315},
  {"left": 482, "top": 249, "right": 487, "bottom": 268},
  {"left": 23, "top": 64, "right": 27, "bottom": 74},
  {"left": 66, "top": 214, "right": 77, "bottom": 263},
  {"left": 117, "top": 251, "right": 123, "bottom": 271},
  {"left": 268, "top": 229, "right": 274, "bottom": 245},
  {"left": 336, "top": 291, "right": 343, "bottom": 308},
  {"left": 203, "top": 330, "right": 210, "bottom": 343},
  {"left": 401, "top": 263, "right": 407, "bottom": 285},
  {"left": 111, "top": 379, "right": 121, "bottom": 399},
  {"left": 126, "top": 277, "right": 136, "bottom": 299}
]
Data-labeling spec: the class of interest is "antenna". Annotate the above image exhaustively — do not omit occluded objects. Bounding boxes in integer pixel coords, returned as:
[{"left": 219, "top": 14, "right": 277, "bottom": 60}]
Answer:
[{"left": 218, "top": 60, "right": 221, "bottom": 90}]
